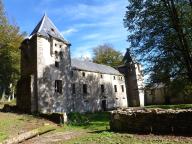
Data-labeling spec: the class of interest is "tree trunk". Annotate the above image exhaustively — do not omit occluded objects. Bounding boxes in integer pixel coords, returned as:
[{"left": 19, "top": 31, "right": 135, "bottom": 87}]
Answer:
[
  {"left": 1, "top": 87, "right": 6, "bottom": 101},
  {"left": 12, "top": 89, "right": 15, "bottom": 100},
  {"left": 163, "top": 0, "right": 192, "bottom": 81}
]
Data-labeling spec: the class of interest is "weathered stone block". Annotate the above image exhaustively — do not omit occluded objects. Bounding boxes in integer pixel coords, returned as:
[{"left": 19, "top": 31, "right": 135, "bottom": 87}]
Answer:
[{"left": 110, "top": 108, "right": 192, "bottom": 135}]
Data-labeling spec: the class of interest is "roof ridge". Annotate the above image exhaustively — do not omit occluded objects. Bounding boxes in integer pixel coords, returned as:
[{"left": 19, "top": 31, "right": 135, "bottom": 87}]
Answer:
[
  {"left": 37, "top": 14, "right": 46, "bottom": 34},
  {"left": 71, "top": 58, "right": 121, "bottom": 75},
  {"left": 73, "top": 58, "right": 116, "bottom": 68}
]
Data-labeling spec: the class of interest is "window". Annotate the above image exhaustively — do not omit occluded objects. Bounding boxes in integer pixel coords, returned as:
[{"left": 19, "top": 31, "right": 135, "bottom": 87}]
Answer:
[
  {"left": 55, "top": 51, "right": 58, "bottom": 59},
  {"left": 114, "top": 85, "right": 117, "bottom": 92},
  {"left": 121, "top": 85, "right": 124, "bottom": 92},
  {"left": 82, "top": 72, "right": 85, "bottom": 77},
  {"left": 59, "top": 51, "right": 63, "bottom": 59},
  {"left": 101, "top": 84, "right": 104, "bottom": 93},
  {"left": 55, "top": 43, "right": 57, "bottom": 47},
  {"left": 72, "top": 83, "right": 75, "bottom": 94},
  {"left": 55, "top": 61, "right": 59, "bottom": 68},
  {"left": 113, "top": 76, "right": 116, "bottom": 80},
  {"left": 55, "top": 80, "right": 62, "bottom": 94},
  {"left": 60, "top": 45, "right": 62, "bottom": 48},
  {"left": 100, "top": 74, "right": 103, "bottom": 78},
  {"left": 83, "top": 84, "right": 87, "bottom": 94}
]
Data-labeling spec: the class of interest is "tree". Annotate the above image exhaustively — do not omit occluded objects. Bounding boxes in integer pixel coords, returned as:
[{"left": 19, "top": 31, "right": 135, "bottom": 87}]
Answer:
[
  {"left": 92, "top": 44, "right": 123, "bottom": 67},
  {"left": 0, "top": 0, "right": 23, "bottom": 100},
  {"left": 124, "top": 0, "right": 192, "bottom": 86}
]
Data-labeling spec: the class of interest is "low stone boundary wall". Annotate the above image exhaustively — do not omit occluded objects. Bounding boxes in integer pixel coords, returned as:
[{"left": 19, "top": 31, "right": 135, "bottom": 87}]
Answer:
[{"left": 110, "top": 108, "right": 192, "bottom": 135}]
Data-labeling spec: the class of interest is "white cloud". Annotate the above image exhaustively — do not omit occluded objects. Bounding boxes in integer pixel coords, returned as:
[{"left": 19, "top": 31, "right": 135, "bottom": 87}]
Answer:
[
  {"left": 81, "top": 33, "right": 101, "bottom": 40},
  {"left": 75, "top": 21, "right": 112, "bottom": 28},
  {"left": 34, "top": 0, "right": 129, "bottom": 58},
  {"left": 72, "top": 45, "right": 94, "bottom": 59},
  {"left": 45, "top": 1, "right": 126, "bottom": 21},
  {"left": 61, "top": 28, "right": 78, "bottom": 36}
]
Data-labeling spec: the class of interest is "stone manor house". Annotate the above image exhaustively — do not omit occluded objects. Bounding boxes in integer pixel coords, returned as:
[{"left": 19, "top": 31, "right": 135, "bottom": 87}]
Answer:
[{"left": 16, "top": 14, "right": 144, "bottom": 113}]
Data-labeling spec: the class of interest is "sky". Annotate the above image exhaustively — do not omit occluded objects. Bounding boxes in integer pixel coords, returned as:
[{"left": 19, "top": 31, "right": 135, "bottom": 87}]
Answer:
[{"left": 3, "top": 0, "right": 129, "bottom": 59}]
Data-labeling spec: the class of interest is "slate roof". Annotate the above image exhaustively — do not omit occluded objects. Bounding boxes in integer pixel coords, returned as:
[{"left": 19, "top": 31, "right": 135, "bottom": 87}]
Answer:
[
  {"left": 71, "top": 59, "right": 122, "bottom": 75},
  {"left": 122, "top": 48, "right": 132, "bottom": 64},
  {"left": 29, "top": 14, "right": 69, "bottom": 44}
]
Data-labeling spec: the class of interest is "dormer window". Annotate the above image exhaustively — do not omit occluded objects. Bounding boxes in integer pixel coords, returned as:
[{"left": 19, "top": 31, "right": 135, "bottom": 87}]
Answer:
[{"left": 51, "top": 28, "right": 55, "bottom": 32}]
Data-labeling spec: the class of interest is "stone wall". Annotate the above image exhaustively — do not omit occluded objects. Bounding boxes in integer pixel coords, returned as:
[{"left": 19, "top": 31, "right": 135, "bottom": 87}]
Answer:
[
  {"left": 110, "top": 108, "right": 192, "bottom": 135},
  {"left": 145, "top": 87, "right": 192, "bottom": 105}
]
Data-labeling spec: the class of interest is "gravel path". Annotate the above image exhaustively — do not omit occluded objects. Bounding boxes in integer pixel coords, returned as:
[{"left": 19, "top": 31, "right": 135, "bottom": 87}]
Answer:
[{"left": 22, "top": 131, "right": 84, "bottom": 144}]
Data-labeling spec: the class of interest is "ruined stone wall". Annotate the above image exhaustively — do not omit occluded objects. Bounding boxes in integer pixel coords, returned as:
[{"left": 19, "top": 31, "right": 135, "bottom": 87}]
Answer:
[
  {"left": 71, "top": 70, "right": 127, "bottom": 113},
  {"left": 110, "top": 108, "right": 192, "bottom": 135}
]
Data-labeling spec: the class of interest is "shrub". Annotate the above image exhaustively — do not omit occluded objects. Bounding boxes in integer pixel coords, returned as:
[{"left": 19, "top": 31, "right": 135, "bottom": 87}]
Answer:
[{"left": 67, "top": 112, "right": 89, "bottom": 126}]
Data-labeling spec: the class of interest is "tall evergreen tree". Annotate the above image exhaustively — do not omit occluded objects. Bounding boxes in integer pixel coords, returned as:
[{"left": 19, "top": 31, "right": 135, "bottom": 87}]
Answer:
[
  {"left": 0, "top": 0, "right": 23, "bottom": 100},
  {"left": 124, "top": 0, "right": 192, "bottom": 86}
]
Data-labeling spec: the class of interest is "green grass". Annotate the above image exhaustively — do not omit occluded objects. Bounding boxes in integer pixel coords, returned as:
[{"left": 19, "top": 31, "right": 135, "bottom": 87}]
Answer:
[
  {"left": 57, "top": 112, "right": 110, "bottom": 133},
  {"left": 57, "top": 112, "right": 192, "bottom": 144},
  {"left": 145, "top": 104, "right": 192, "bottom": 109},
  {"left": 1, "top": 108, "right": 192, "bottom": 143},
  {"left": 0, "top": 113, "right": 26, "bottom": 141},
  {"left": 0, "top": 112, "right": 53, "bottom": 142},
  {"left": 62, "top": 132, "right": 189, "bottom": 144},
  {"left": 0, "top": 99, "right": 16, "bottom": 109}
]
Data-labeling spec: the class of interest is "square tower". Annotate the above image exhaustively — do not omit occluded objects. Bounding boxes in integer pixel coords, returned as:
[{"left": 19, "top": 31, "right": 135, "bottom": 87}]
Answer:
[{"left": 17, "top": 14, "right": 71, "bottom": 113}]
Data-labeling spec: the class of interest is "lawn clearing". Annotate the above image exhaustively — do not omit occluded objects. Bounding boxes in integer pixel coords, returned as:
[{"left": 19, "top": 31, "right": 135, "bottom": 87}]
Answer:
[
  {"left": 56, "top": 112, "right": 192, "bottom": 144},
  {"left": 0, "top": 112, "right": 54, "bottom": 142},
  {"left": 146, "top": 104, "right": 192, "bottom": 109},
  {"left": 0, "top": 106, "right": 192, "bottom": 144},
  {"left": 61, "top": 132, "right": 192, "bottom": 144}
]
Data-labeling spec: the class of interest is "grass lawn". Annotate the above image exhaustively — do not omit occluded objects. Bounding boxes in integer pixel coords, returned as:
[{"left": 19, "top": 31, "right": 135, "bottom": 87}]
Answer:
[
  {"left": 0, "top": 112, "right": 54, "bottom": 142},
  {"left": 0, "top": 103, "right": 192, "bottom": 143},
  {"left": 57, "top": 112, "right": 192, "bottom": 144},
  {"left": 145, "top": 104, "right": 192, "bottom": 109}
]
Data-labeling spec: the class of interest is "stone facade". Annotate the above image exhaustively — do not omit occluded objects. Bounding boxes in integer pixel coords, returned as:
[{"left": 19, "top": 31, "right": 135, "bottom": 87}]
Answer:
[
  {"left": 16, "top": 14, "right": 143, "bottom": 114},
  {"left": 71, "top": 69, "right": 127, "bottom": 113}
]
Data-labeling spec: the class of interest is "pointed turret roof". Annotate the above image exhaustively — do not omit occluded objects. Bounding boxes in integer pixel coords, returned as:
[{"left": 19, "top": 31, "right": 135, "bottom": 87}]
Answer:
[
  {"left": 122, "top": 48, "right": 133, "bottom": 64},
  {"left": 30, "top": 14, "right": 69, "bottom": 44}
]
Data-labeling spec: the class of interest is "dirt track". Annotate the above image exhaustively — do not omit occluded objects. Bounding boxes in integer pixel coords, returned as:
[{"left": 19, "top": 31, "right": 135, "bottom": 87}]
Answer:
[{"left": 22, "top": 131, "right": 84, "bottom": 144}]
